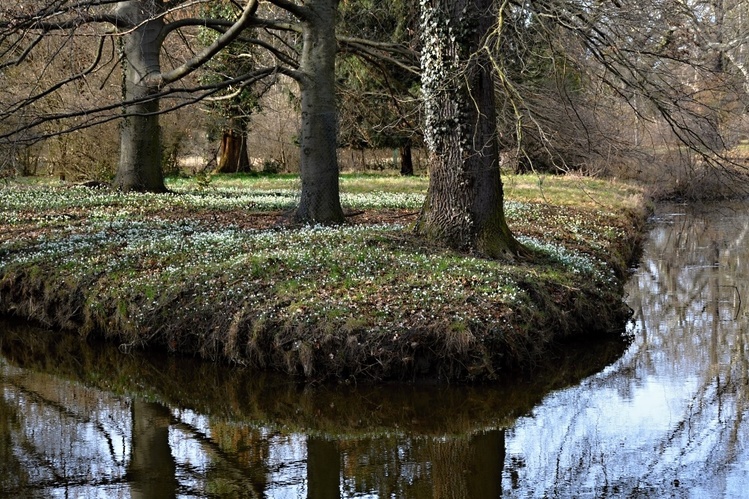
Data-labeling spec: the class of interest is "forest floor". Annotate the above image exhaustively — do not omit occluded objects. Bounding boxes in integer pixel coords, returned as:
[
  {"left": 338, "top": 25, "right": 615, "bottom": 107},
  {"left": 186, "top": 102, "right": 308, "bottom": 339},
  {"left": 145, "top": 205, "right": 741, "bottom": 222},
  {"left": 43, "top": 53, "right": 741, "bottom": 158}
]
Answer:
[{"left": 0, "top": 172, "right": 649, "bottom": 382}]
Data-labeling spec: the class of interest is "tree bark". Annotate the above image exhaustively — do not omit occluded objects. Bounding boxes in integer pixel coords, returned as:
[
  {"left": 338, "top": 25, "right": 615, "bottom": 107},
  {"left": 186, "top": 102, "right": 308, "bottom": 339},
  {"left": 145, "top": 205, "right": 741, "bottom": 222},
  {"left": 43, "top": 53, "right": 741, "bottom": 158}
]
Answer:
[
  {"left": 113, "top": 1, "right": 166, "bottom": 193},
  {"left": 294, "top": 0, "right": 345, "bottom": 224},
  {"left": 399, "top": 142, "right": 414, "bottom": 176},
  {"left": 216, "top": 120, "right": 251, "bottom": 173},
  {"left": 416, "top": 0, "right": 522, "bottom": 259}
]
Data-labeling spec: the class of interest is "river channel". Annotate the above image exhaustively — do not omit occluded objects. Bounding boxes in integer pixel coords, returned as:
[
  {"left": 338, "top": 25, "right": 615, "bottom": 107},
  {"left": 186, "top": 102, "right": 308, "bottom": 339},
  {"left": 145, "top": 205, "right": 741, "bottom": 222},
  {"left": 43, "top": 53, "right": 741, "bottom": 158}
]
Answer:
[{"left": 1, "top": 202, "right": 748, "bottom": 497}]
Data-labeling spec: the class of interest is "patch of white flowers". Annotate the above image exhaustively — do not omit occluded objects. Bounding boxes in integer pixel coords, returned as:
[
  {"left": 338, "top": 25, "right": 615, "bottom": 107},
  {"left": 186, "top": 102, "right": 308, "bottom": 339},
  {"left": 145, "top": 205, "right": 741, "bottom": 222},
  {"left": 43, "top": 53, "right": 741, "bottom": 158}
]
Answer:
[
  {"left": 0, "top": 182, "right": 630, "bottom": 333},
  {"left": 0, "top": 185, "right": 425, "bottom": 219},
  {"left": 503, "top": 201, "right": 526, "bottom": 220},
  {"left": 341, "top": 192, "right": 424, "bottom": 209},
  {"left": 516, "top": 235, "right": 616, "bottom": 285}
]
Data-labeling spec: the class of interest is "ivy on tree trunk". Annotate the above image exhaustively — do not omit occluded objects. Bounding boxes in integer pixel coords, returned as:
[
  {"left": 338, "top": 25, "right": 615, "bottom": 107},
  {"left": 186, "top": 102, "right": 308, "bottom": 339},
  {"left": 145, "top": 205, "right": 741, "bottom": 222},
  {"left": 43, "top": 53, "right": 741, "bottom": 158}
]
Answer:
[{"left": 416, "top": 0, "right": 522, "bottom": 259}]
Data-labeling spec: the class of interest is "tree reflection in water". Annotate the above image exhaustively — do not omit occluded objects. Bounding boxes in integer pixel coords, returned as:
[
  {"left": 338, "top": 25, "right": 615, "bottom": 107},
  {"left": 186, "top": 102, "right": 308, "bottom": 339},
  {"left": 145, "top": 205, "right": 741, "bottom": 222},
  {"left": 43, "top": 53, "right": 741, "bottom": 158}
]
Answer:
[
  {"left": 504, "top": 202, "right": 749, "bottom": 497},
  {"left": 0, "top": 310, "right": 626, "bottom": 497},
  {"left": 0, "top": 363, "right": 132, "bottom": 496},
  {"left": 5, "top": 198, "right": 697, "bottom": 497},
  {"left": 129, "top": 400, "right": 178, "bottom": 498}
]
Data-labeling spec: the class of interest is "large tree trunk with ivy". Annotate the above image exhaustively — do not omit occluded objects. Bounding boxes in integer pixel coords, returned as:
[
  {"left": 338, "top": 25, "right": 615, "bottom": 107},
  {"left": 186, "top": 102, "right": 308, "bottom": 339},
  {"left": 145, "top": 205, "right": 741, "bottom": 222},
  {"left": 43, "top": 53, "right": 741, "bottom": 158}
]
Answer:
[
  {"left": 416, "top": 0, "right": 522, "bottom": 259},
  {"left": 295, "top": 0, "right": 345, "bottom": 224},
  {"left": 113, "top": 1, "right": 166, "bottom": 192}
]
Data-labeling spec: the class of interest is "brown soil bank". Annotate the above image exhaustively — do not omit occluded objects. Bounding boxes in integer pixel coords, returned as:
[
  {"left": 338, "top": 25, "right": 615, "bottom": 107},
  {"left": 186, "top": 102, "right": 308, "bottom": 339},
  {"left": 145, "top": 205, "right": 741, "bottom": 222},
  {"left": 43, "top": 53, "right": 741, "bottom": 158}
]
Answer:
[{"left": 0, "top": 177, "right": 648, "bottom": 382}]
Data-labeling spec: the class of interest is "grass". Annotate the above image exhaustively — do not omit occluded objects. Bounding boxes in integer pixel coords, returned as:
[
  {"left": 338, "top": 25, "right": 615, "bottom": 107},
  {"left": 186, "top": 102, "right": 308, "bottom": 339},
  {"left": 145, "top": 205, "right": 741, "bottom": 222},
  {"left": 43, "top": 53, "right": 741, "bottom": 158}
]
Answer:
[
  {"left": 167, "top": 171, "right": 430, "bottom": 194},
  {"left": 504, "top": 173, "right": 644, "bottom": 209},
  {"left": 0, "top": 172, "right": 647, "bottom": 382}
]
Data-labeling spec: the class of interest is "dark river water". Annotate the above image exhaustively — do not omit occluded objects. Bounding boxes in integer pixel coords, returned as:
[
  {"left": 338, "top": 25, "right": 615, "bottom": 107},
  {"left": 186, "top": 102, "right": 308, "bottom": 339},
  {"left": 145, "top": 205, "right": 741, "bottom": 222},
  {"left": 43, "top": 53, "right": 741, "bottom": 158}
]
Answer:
[{"left": 2, "top": 202, "right": 748, "bottom": 498}]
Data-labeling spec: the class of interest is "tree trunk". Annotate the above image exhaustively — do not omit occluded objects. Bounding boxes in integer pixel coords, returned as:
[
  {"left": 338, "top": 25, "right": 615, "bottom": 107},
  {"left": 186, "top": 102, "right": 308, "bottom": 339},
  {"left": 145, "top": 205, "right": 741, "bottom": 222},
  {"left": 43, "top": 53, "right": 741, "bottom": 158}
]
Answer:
[
  {"left": 306, "top": 436, "right": 341, "bottom": 499},
  {"left": 295, "top": 0, "right": 344, "bottom": 224},
  {"left": 113, "top": 1, "right": 166, "bottom": 193},
  {"left": 128, "top": 400, "right": 178, "bottom": 498},
  {"left": 416, "top": 0, "right": 522, "bottom": 259},
  {"left": 216, "top": 120, "right": 251, "bottom": 173},
  {"left": 399, "top": 142, "right": 414, "bottom": 176}
]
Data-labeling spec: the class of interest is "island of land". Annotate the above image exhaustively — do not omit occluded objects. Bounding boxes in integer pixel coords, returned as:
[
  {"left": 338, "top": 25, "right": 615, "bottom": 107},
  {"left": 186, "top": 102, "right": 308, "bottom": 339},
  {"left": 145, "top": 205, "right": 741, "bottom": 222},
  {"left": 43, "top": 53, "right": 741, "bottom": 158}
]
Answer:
[{"left": 0, "top": 173, "right": 648, "bottom": 382}]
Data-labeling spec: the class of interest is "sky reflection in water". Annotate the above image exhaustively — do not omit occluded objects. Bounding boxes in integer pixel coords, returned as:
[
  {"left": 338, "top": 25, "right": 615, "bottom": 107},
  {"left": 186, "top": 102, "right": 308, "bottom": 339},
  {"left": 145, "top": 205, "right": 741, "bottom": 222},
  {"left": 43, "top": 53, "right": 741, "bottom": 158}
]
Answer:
[
  {"left": 2, "top": 202, "right": 749, "bottom": 497},
  {"left": 505, "top": 203, "right": 749, "bottom": 497}
]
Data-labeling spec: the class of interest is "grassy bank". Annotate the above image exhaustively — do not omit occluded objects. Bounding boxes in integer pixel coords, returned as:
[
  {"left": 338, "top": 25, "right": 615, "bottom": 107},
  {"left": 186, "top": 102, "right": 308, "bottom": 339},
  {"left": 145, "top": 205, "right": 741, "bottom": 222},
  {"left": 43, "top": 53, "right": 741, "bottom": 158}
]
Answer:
[{"left": 0, "top": 173, "right": 647, "bottom": 382}]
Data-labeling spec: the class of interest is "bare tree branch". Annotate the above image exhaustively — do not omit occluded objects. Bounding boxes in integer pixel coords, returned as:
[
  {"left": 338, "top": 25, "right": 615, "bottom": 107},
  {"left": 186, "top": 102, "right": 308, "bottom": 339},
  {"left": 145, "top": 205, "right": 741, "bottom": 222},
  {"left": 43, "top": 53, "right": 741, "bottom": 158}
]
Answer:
[{"left": 158, "top": 0, "right": 260, "bottom": 86}]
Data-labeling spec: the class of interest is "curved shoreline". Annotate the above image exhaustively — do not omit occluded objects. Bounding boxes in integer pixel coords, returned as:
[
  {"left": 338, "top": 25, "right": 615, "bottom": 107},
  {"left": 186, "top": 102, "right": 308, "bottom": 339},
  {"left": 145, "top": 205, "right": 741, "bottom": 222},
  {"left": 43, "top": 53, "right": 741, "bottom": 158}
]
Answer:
[{"left": 0, "top": 176, "right": 649, "bottom": 382}]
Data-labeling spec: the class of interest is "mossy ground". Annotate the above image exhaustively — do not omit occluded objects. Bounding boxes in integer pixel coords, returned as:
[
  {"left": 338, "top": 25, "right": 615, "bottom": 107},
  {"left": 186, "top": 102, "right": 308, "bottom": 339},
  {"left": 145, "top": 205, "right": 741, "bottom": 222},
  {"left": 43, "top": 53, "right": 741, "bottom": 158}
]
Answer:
[{"left": 0, "top": 173, "right": 648, "bottom": 382}]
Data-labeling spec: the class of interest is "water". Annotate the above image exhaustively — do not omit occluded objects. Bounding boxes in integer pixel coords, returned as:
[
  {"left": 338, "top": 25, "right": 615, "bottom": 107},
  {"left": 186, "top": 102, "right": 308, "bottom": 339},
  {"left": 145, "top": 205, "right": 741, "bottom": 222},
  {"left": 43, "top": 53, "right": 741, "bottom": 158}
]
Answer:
[
  {"left": 1, "top": 202, "right": 748, "bottom": 497},
  {"left": 502, "top": 202, "right": 749, "bottom": 497}
]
